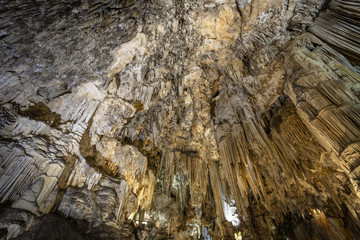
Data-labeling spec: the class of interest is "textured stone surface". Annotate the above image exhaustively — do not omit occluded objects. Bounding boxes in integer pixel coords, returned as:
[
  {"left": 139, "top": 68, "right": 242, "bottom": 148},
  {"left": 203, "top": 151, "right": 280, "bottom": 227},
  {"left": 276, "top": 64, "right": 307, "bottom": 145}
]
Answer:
[{"left": 0, "top": 0, "right": 360, "bottom": 239}]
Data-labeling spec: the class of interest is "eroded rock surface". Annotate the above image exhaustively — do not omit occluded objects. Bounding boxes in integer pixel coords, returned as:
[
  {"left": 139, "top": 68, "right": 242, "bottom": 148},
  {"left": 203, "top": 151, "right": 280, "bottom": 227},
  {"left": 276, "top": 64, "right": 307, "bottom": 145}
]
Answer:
[{"left": 0, "top": 0, "right": 360, "bottom": 239}]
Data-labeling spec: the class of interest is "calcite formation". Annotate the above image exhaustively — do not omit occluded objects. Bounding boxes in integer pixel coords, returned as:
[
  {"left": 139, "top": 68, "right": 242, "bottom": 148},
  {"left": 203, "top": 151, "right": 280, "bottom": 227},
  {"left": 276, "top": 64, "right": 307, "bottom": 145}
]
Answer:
[{"left": 0, "top": 0, "right": 359, "bottom": 239}]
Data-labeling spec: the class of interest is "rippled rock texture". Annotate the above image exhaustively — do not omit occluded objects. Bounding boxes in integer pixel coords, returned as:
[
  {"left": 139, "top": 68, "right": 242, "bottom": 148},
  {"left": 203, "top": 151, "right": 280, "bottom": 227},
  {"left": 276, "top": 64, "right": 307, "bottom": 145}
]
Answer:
[{"left": 0, "top": 0, "right": 360, "bottom": 239}]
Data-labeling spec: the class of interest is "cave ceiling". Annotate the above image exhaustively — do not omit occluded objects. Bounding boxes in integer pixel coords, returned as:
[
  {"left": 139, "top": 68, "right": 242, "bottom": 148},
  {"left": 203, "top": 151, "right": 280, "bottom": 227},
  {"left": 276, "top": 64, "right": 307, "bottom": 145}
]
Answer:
[{"left": 0, "top": 0, "right": 360, "bottom": 239}]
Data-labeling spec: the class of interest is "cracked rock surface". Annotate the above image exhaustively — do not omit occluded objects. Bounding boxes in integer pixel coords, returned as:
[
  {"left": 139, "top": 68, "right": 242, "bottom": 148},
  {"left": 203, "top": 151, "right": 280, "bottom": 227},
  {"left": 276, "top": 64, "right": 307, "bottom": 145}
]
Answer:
[{"left": 0, "top": 0, "right": 360, "bottom": 239}]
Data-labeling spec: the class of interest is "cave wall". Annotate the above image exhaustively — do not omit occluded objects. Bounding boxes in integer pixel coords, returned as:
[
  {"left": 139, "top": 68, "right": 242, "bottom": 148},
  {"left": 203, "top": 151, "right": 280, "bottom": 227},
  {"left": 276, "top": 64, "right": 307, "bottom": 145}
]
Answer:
[{"left": 0, "top": 0, "right": 360, "bottom": 239}]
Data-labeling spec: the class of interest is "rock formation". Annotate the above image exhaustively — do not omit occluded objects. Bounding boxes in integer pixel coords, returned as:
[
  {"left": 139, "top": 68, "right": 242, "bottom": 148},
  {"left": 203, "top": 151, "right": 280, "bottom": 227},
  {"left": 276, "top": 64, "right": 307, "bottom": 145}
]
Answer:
[{"left": 0, "top": 0, "right": 359, "bottom": 239}]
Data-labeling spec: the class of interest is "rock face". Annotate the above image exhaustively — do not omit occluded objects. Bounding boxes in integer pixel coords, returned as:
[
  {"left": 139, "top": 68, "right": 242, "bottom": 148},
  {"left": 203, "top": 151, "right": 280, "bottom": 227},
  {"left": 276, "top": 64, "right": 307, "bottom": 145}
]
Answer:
[{"left": 0, "top": 0, "right": 360, "bottom": 239}]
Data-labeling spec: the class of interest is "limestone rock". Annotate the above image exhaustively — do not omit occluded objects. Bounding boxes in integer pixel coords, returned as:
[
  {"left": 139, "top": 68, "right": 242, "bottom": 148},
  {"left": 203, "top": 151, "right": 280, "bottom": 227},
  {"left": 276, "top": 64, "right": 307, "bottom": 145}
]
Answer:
[{"left": 0, "top": 0, "right": 360, "bottom": 239}]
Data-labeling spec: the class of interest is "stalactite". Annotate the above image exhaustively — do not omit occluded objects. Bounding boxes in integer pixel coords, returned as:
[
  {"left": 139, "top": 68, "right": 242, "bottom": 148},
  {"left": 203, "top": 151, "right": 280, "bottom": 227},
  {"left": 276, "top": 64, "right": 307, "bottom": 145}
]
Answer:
[{"left": 0, "top": 0, "right": 360, "bottom": 239}]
